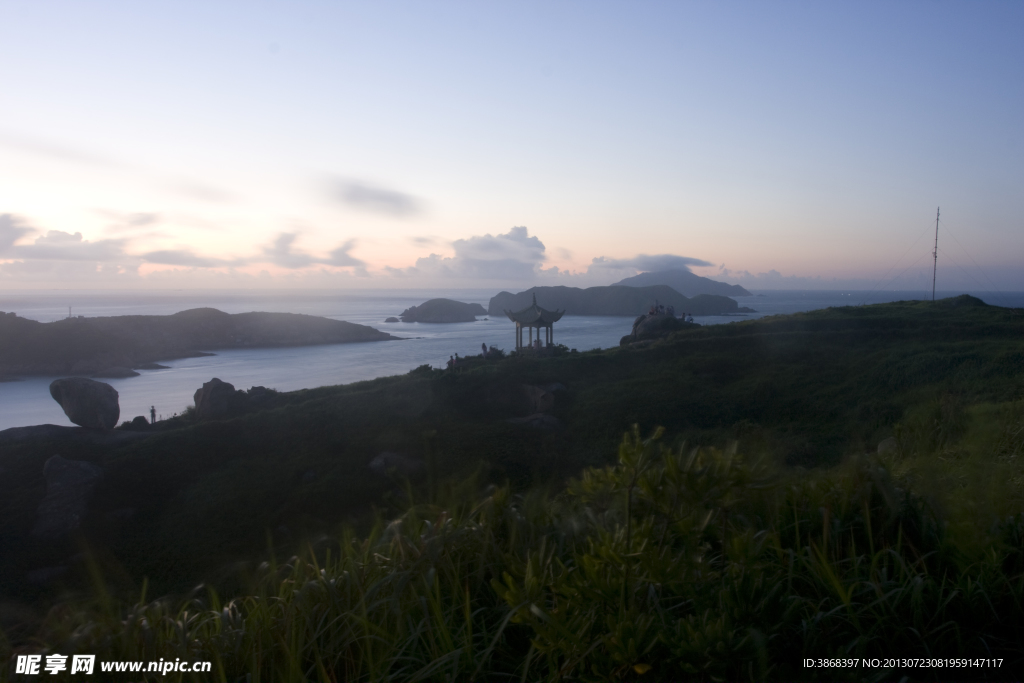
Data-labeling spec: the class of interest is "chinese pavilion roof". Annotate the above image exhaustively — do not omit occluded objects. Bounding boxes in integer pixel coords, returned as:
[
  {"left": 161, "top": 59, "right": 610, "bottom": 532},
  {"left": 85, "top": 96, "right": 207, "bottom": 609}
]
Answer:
[{"left": 504, "top": 294, "right": 565, "bottom": 325}]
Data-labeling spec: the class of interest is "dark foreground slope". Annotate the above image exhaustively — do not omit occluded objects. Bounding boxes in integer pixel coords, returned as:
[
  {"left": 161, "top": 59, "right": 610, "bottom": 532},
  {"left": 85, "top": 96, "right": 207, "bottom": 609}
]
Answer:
[
  {"left": 489, "top": 284, "right": 753, "bottom": 316},
  {"left": 0, "top": 308, "right": 398, "bottom": 377},
  {"left": 1, "top": 295, "right": 1022, "bottom": 600}
]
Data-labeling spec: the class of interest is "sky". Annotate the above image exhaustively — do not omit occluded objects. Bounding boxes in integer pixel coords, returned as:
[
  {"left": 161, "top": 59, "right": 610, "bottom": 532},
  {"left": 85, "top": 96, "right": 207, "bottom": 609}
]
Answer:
[{"left": 1, "top": 1, "right": 1022, "bottom": 291}]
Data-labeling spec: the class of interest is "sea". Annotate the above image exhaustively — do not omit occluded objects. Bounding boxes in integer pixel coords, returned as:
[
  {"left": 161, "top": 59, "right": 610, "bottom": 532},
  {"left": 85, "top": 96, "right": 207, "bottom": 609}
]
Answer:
[{"left": 2, "top": 288, "right": 1022, "bottom": 431}]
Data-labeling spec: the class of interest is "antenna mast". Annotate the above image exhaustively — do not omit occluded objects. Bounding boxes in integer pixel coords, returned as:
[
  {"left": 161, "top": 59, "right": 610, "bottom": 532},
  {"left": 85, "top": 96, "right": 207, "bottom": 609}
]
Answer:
[{"left": 931, "top": 207, "right": 939, "bottom": 301}]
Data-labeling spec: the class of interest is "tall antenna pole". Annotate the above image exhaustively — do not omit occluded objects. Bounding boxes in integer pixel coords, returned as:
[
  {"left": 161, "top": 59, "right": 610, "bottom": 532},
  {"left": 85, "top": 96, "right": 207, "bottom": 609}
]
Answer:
[{"left": 931, "top": 207, "right": 939, "bottom": 301}]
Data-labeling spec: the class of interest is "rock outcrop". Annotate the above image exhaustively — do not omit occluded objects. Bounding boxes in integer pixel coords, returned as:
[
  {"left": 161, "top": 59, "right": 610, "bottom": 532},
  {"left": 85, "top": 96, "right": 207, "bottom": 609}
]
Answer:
[
  {"left": 194, "top": 378, "right": 241, "bottom": 420},
  {"left": 49, "top": 377, "right": 120, "bottom": 429},
  {"left": 620, "top": 314, "right": 697, "bottom": 346},
  {"left": 192, "top": 380, "right": 280, "bottom": 421},
  {"left": 32, "top": 455, "right": 103, "bottom": 539}
]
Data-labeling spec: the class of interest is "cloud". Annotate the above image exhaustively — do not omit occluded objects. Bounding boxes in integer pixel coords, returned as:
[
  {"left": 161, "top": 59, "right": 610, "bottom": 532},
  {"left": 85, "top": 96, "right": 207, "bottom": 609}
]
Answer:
[
  {"left": 140, "top": 249, "right": 243, "bottom": 268},
  {"left": 330, "top": 179, "right": 421, "bottom": 217},
  {"left": 0, "top": 132, "right": 120, "bottom": 168},
  {"left": 587, "top": 253, "right": 713, "bottom": 273},
  {"left": 1, "top": 227, "right": 129, "bottom": 262},
  {"left": 324, "top": 240, "right": 366, "bottom": 268},
  {"left": 95, "top": 210, "right": 163, "bottom": 233},
  {"left": 260, "top": 232, "right": 366, "bottom": 270},
  {"left": 409, "top": 235, "right": 439, "bottom": 247},
  {"left": 1, "top": 131, "right": 232, "bottom": 204},
  {"left": 0, "top": 259, "right": 140, "bottom": 282},
  {"left": 263, "top": 232, "right": 316, "bottom": 268},
  {"left": 0, "top": 214, "right": 34, "bottom": 251},
  {"left": 172, "top": 181, "right": 234, "bottom": 203},
  {"left": 403, "top": 226, "right": 548, "bottom": 281}
]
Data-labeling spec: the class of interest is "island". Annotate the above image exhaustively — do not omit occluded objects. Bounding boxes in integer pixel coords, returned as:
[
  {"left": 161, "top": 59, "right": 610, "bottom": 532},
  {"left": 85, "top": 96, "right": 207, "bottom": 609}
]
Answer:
[
  {"left": 487, "top": 285, "right": 755, "bottom": 317},
  {"left": 0, "top": 308, "right": 398, "bottom": 378},
  {"left": 398, "top": 298, "right": 487, "bottom": 323},
  {"left": 613, "top": 268, "right": 752, "bottom": 297}
]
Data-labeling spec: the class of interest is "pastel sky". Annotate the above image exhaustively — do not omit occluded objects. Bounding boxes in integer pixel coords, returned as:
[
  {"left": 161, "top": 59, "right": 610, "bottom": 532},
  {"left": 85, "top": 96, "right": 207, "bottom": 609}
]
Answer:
[{"left": 1, "top": 1, "right": 1021, "bottom": 290}]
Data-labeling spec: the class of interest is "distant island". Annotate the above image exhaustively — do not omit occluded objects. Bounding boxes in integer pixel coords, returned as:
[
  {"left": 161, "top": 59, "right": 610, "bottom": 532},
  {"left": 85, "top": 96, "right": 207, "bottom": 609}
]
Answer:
[
  {"left": 612, "top": 268, "right": 752, "bottom": 297},
  {"left": 398, "top": 298, "right": 487, "bottom": 323},
  {"left": 0, "top": 308, "right": 398, "bottom": 378},
  {"left": 488, "top": 285, "right": 755, "bottom": 317}
]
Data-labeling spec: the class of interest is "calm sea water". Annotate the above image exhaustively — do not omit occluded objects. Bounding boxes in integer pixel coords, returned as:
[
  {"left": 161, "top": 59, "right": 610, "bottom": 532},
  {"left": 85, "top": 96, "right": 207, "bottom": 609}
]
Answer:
[{"left": 1, "top": 288, "right": 1021, "bottom": 430}]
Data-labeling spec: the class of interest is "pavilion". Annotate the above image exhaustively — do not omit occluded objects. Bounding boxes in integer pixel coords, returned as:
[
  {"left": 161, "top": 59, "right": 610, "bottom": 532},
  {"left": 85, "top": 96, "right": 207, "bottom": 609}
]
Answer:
[{"left": 504, "top": 294, "right": 565, "bottom": 350}]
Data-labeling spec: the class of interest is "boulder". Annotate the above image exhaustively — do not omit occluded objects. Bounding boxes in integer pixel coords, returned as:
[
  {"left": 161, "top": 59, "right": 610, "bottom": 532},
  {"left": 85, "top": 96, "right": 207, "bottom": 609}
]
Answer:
[
  {"left": 193, "top": 378, "right": 242, "bottom": 420},
  {"left": 877, "top": 437, "right": 898, "bottom": 455},
  {"left": 123, "top": 415, "right": 150, "bottom": 431},
  {"left": 49, "top": 377, "right": 120, "bottom": 430},
  {"left": 31, "top": 455, "right": 104, "bottom": 539}
]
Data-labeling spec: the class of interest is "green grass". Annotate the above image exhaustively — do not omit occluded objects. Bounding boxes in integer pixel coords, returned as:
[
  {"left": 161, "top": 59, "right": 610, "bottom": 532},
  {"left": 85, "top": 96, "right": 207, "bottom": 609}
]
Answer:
[{"left": 8, "top": 424, "right": 1023, "bottom": 682}]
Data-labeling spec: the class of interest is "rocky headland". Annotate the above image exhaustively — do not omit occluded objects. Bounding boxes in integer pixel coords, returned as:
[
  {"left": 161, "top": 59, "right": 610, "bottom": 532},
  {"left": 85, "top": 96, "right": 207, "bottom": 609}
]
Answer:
[
  {"left": 0, "top": 308, "right": 398, "bottom": 378},
  {"left": 488, "top": 285, "right": 755, "bottom": 317},
  {"left": 398, "top": 298, "right": 487, "bottom": 323},
  {"left": 620, "top": 313, "right": 701, "bottom": 346}
]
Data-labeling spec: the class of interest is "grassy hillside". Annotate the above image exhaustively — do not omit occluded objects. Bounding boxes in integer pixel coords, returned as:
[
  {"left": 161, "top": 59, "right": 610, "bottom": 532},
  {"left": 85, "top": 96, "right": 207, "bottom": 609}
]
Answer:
[{"left": 2, "top": 296, "right": 1023, "bottom": 680}]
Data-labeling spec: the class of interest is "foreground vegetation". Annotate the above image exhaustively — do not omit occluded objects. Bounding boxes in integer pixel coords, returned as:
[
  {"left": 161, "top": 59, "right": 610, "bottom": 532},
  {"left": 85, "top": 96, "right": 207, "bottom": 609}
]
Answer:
[
  {"left": 2, "top": 296, "right": 1023, "bottom": 680},
  {"left": 8, "top": 419, "right": 1024, "bottom": 682}
]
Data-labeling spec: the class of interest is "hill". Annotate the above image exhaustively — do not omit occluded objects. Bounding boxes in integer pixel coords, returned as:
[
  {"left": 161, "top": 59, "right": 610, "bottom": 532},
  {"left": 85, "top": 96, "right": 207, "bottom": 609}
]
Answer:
[
  {"left": 3, "top": 295, "right": 1024, "bottom": 679},
  {"left": 1, "top": 295, "right": 1022, "bottom": 601},
  {"left": 613, "top": 267, "right": 752, "bottom": 296},
  {"left": 0, "top": 308, "right": 398, "bottom": 378},
  {"left": 398, "top": 298, "right": 487, "bottom": 323},
  {"left": 488, "top": 285, "right": 753, "bottom": 317}
]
